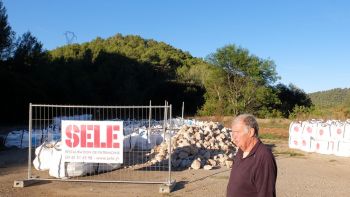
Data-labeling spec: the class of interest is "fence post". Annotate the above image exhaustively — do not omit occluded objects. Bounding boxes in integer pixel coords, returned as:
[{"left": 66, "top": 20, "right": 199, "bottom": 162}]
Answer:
[
  {"left": 159, "top": 101, "right": 176, "bottom": 193},
  {"left": 163, "top": 101, "right": 167, "bottom": 145},
  {"left": 28, "top": 103, "right": 32, "bottom": 179},
  {"left": 181, "top": 101, "right": 184, "bottom": 124},
  {"left": 148, "top": 100, "right": 152, "bottom": 143},
  {"left": 169, "top": 104, "right": 172, "bottom": 185},
  {"left": 14, "top": 103, "right": 39, "bottom": 188}
]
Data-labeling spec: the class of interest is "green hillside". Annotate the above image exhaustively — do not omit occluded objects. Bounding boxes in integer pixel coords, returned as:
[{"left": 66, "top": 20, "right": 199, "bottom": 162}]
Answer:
[
  {"left": 50, "top": 34, "right": 199, "bottom": 78},
  {"left": 309, "top": 88, "right": 350, "bottom": 108}
]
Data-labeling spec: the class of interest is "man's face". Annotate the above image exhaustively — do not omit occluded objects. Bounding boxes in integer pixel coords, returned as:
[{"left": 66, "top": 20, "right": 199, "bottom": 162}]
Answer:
[{"left": 231, "top": 120, "right": 251, "bottom": 151}]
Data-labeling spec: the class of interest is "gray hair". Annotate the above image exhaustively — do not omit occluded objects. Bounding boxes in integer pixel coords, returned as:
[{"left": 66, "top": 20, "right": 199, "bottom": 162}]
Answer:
[{"left": 232, "top": 114, "right": 259, "bottom": 137}]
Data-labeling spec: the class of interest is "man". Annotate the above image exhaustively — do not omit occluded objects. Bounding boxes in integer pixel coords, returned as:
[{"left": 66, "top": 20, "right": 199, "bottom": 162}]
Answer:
[{"left": 227, "top": 114, "right": 277, "bottom": 197}]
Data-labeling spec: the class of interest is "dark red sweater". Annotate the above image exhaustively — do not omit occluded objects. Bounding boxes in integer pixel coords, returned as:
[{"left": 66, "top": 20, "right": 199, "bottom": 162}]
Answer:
[{"left": 227, "top": 140, "right": 277, "bottom": 197}]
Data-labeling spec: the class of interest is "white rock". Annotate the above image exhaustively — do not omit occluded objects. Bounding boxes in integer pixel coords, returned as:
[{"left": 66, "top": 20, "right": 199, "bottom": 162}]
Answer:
[
  {"left": 225, "top": 160, "right": 233, "bottom": 168},
  {"left": 183, "top": 132, "right": 190, "bottom": 140},
  {"left": 194, "top": 132, "right": 203, "bottom": 141},
  {"left": 219, "top": 133, "right": 226, "bottom": 139},
  {"left": 195, "top": 142, "right": 202, "bottom": 148},
  {"left": 203, "top": 165, "right": 213, "bottom": 170},
  {"left": 228, "top": 153, "right": 235, "bottom": 159},
  {"left": 219, "top": 157, "right": 226, "bottom": 165},
  {"left": 208, "top": 159, "right": 217, "bottom": 166},
  {"left": 155, "top": 154, "right": 164, "bottom": 162},
  {"left": 178, "top": 140, "right": 190, "bottom": 147},
  {"left": 151, "top": 159, "right": 157, "bottom": 164},
  {"left": 191, "top": 160, "right": 201, "bottom": 170}
]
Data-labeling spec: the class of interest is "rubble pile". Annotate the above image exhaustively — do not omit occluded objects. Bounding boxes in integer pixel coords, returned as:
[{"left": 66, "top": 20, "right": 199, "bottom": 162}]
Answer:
[{"left": 150, "top": 122, "right": 237, "bottom": 170}]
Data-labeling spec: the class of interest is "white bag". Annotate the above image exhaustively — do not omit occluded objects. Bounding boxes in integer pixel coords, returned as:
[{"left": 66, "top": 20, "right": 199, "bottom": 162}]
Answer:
[
  {"left": 330, "top": 122, "right": 345, "bottom": 140},
  {"left": 334, "top": 141, "right": 350, "bottom": 157},
  {"left": 49, "top": 142, "right": 66, "bottom": 178},
  {"left": 343, "top": 122, "right": 350, "bottom": 141},
  {"left": 302, "top": 121, "right": 317, "bottom": 138},
  {"left": 315, "top": 123, "right": 331, "bottom": 141},
  {"left": 299, "top": 136, "right": 313, "bottom": 152},
  {"left": 289, "top": 122, "right": 303, "bottom": 138},
  {"left": 311, "top": 140, "right": 331, "bottom": 155},
  {"left": 289, "top": 136, "right": 301, "bottom": 149},
  {"left": 33, "top": 142, "right": 56, "bottom": 171}
]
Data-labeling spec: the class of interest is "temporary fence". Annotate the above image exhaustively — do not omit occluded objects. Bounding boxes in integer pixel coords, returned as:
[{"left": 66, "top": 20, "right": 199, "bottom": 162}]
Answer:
[
  {"left": 289, "top": 120, "right": 350, "bottom": 157},
  {"left": 14, "top": 102, "right": 176, "bottom": 191}
]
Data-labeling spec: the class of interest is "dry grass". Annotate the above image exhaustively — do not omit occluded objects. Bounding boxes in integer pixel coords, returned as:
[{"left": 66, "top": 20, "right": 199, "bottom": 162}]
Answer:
[
  {"left": 274, "top": 150, "right": 305, "bottom": 157},
  {"left": 191, "top": 116, "right": 292, "bottom": 139}
]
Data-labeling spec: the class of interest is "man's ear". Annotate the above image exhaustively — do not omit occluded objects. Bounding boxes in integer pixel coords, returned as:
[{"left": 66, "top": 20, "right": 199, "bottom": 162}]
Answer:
[{"left": 248, "top": 128, "right": 255, "bottom": 137}]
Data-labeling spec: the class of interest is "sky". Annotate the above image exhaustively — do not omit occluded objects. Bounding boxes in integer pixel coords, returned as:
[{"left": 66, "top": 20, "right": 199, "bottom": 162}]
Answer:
[{"left": 3, "top": 0, "right": 350, "bottom": 93}]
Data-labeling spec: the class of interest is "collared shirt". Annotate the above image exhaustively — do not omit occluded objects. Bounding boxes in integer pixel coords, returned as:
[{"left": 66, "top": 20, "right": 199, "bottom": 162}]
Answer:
[{"left": 226, "top": 139, "right": 277, "bottom": 197}]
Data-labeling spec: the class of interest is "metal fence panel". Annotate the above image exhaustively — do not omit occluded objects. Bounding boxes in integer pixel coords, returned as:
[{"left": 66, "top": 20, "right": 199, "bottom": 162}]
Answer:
[{"left": 28, "top": 103, "right": 173, "bottom": 185}]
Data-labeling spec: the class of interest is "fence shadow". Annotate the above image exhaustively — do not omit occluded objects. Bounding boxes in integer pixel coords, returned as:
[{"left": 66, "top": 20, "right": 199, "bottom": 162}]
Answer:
[{"left": 171, "top": 180, "right": 188, "bottom": 192}]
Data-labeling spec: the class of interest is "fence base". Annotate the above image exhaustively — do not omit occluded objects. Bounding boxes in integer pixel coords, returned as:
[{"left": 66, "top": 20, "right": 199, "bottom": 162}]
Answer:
[
  {"left": 13, "top": 179, "right": 40, "bottom": 188},
  {"left": 159, "top": 180, "right": 176, "bottom": 193}
]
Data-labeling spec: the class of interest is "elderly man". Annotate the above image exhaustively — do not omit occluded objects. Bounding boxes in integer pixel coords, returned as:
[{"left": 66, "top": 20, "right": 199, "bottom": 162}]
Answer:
[{"left": 226, "top": 114, "right": 277, "bottom": 197}]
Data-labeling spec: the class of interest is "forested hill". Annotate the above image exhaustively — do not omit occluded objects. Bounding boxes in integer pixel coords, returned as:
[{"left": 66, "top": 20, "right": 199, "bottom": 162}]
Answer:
[
  {"left": 309, "top": 88, "right": 350, "bottom": 107},
  {"left": 47, "top": 34, "right": 206, "bottom": 111},
  {"left": 50, "top": 34, "right": 199, "bottom": 78}
]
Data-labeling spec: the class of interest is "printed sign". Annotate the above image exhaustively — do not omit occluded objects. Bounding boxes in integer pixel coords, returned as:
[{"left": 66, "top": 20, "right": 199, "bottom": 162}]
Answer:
[{"left": 61, "top": 120, "right": 123, "bottom": 163}]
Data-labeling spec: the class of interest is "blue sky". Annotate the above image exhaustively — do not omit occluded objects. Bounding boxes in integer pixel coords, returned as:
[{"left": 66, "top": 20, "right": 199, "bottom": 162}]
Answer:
[{"left": 3, "top": 0, "right": 350, "bottom": 93}]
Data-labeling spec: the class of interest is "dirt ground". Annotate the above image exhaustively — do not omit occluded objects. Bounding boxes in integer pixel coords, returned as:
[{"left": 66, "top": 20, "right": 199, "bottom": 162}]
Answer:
[
  {"left": 1, "top": 140, "right": 350, "bottom": 197},
  {"left": 1, "top": 121, "right": 350, "bottom": 197}
]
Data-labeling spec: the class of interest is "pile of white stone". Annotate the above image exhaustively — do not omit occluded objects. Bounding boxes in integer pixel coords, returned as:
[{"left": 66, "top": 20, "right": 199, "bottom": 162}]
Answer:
[{"left": 149, "top": 122, "right": 237, "bottom": 170}]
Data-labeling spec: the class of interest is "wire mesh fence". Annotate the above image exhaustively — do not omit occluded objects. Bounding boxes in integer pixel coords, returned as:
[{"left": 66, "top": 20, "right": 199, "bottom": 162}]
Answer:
[{"left": 28, "top": 103, "right": 174, "bottom": 184}]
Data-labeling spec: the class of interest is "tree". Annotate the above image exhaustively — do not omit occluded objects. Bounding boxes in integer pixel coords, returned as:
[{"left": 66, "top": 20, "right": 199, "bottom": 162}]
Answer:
[
  {"left": 202, "top": 44, "right": 280, "bottom": 116},
  {"left": 275, "top": 83, "right": 313, "bottom": 117},
  {"left": 12, "top": 31, "right": 47, "bottom": 72},
  {"left": 0, "top": 0, "right": 15, "bottom": 60}
]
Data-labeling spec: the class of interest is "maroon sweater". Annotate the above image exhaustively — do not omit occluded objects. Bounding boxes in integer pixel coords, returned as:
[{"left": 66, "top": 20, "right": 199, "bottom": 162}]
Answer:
[{"left": 227, "top": 140, "right": 277, "bottom": 197}]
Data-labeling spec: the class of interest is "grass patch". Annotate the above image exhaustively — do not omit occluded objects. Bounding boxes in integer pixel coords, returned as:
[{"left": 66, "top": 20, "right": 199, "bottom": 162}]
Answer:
[
  {"left": 258, "top": 118, "right": 291, "bottom": 129},
  {"left": 259, "top": 133, "right": 284, "bottom": 140},
  {"left": 274, "top": 151, "right": 304, "bottom": 157},
  {"left": 329, "top": 159, "right": 337, "bottom": 162}
]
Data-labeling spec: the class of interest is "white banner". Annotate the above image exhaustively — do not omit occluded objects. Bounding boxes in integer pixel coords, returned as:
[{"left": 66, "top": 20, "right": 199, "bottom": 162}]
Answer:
[{"left": 62, "top": 120, "right": 123, "bottom": 163}]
